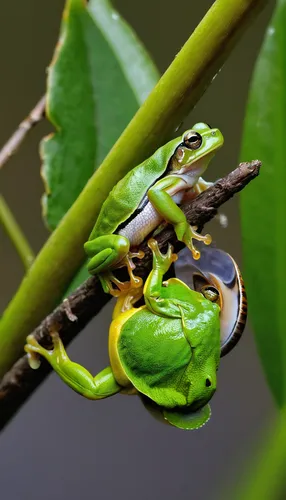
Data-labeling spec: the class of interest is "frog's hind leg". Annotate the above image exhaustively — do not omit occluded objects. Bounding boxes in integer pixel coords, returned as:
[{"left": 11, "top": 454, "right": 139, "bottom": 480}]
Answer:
[
  {"left": 25, "top": 332, "right": 121, "bottom": 399},
  {"left": 98, "top": 272, "right": 130, "bottom": 296},
  {"left": 84, "top": 234, "right": 130, "bottom": 275},
  {"left": 85, "top": 234, "right": 129, "bottom": 295},
  {"left": 85, "top": 235, "right": 144, "bottom": 296},
  {"left": 118, "top": 249, "right": 145, "bottom": 289},
  {"left": 98, "top": 249, "right": 144, "bottom": 296}
]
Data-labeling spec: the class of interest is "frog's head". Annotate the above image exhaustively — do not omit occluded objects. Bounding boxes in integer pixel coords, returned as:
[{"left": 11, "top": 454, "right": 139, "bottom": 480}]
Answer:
[
  {"left": 141, "top": 357, "right": 218, "bottom": 431},
  {"left": 169, "top": 122, "right": 224, "bottom": 177},
  {"left": 186, "top": 359, "right": 218, "bottom": 410}
]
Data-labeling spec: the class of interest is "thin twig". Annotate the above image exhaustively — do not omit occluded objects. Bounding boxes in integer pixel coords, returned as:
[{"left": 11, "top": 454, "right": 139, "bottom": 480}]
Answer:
[
  {"left": 0, "top": 160, "right": 261, "bottom": 430},
  {"left": 0, "top": 95, "right": 46, "bottom": 170},
  {"left": 0, "top": 195, "right": 35, "bottom": 270}
]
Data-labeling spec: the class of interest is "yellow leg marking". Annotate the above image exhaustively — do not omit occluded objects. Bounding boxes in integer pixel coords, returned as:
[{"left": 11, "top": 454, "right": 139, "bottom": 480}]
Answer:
[
  {"left": 109, "top": 306, "right": 145, "bottom": 387},
  {"left": 112, "top": 286, "right": 144, "bottom": 320}
]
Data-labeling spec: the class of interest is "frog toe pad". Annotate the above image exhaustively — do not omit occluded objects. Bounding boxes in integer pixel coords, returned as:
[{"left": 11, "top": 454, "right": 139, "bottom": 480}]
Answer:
[{"left": 25, "top": 335, "right": 45, "bottom": 369}]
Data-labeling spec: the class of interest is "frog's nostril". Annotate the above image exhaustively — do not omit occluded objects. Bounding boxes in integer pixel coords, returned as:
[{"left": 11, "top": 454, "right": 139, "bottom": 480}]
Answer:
[{"left": 205, "top": 378, "right": 212, "bottom": 387}]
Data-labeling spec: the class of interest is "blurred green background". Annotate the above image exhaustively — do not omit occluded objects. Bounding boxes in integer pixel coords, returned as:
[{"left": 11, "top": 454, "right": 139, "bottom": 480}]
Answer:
[{"left": 0, "top": 1, "right": 276, "bottom": 499}]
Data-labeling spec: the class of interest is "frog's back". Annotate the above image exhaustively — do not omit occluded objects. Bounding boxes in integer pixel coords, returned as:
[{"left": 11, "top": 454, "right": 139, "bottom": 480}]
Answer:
[
  {"left": 117, "top": 307, "right": 192, "bottom": 408},
  {"left": 117, "top": 293, "right": 220, "bottom": 409},
  {"left": 89, "top": 137, "right": 180, "bottom": 239}
]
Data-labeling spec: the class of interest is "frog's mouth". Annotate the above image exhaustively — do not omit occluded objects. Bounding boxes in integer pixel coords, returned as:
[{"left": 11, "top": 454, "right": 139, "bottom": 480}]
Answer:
[
  {"left": 178, "top": 150, "right": 216, "bottom": 176},
  {"left": 163, "top": 404, "right": 211, "bottom": 430},
  {"left": 141, "top": 396, "right": 211, "bottom": 431}
]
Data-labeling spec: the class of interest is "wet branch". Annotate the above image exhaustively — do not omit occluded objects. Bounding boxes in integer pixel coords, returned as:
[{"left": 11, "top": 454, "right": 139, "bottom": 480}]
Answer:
[{"left": 0, "top": 160, "right": 261, "bottom": 430}]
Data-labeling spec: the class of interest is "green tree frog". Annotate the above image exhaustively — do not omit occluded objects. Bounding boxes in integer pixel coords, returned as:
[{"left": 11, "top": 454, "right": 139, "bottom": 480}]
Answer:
[
  {"left": 25, "top": 239, "right": 221, "bottom": 431},
  {"left": 84, "top": 123, "right": 224, "bottom": 294}
]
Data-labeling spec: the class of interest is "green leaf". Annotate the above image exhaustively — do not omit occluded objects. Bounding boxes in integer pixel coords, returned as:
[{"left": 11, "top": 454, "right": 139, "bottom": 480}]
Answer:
[
  {"left": 240, "top": 0, "right": 286, "bottom": 407},
  {"left": 41, "top": 0, "right": 159, "bottom": 230}
]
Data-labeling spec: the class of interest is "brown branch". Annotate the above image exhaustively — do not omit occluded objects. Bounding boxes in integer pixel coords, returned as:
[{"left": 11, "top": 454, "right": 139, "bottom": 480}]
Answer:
[
  {"left": 0, "top": 160, "right": 261, "bottom": 430},
  {"left": 0, "top": 96, "right": 46, "bottom": 169}
]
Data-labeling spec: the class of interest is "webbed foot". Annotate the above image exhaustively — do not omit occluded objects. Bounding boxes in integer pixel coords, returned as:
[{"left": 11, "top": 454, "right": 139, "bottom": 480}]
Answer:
[
  {"left": 120, "top": 250, "right": 145, "bottom": 289},
  {"left": 175, "top": 222, "right": 212, "bottom": 260},
  {"left": 99, "top": 272, "right": 130, "bottom": 296},
  {"left": 112, "top": 285, "right": 144, "bottom": 319},
  {"left": 25, "top": 332, "right": 64, "bottom": 369},
  {"left": 148, "top": 239, "right": 178, "bottom": 274},
  {"left": 99, "top": 250, "right": 145, "bottom": 297}
]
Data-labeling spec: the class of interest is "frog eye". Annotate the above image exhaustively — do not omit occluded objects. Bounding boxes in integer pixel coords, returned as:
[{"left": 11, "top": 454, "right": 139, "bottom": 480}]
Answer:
[
  {"left": 183, "top": 131, "right": 202, "bottom": 150},
  {"left": 201, "top": 285, "right": 219, "bottom": 303}
]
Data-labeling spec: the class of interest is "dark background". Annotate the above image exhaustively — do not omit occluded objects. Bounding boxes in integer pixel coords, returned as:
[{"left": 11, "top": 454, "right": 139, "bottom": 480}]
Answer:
[{"left": 0, "top": 1, "right": 276, "bottom": 499}]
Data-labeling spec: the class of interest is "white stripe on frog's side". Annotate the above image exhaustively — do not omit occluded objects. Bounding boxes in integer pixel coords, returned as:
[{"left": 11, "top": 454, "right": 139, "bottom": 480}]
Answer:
[
  {"left": 117, "top": 175, "right": 191, "bottom": 247},
  {"left": 118, "top": 201, "right": 162, "bottom": 246}
]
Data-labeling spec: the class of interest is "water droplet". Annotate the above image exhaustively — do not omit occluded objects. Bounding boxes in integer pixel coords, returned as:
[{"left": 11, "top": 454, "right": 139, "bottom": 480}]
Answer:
[
  {"left": 112, "top": 12, "right": 119, "bottom": 20},
  {"left": 174, "top": 122, "right": 182, "bottom": 133}
]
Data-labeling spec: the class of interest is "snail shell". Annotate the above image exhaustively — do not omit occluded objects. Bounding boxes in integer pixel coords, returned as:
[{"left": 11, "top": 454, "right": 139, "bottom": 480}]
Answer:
[{"left": 175, "top": 244, "right": 247, "bottom": 356}]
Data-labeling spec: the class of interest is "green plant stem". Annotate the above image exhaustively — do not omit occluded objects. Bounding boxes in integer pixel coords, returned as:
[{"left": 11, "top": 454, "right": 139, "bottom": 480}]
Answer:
[
  {"left": 0, "top": 0, "right": 267, "bottom": 378},
  {"left": 234, "top": 409, "right": 286, "bottom": 500},
  {"left": 0, "top": 195, "right": 35, "bottom": 271}
]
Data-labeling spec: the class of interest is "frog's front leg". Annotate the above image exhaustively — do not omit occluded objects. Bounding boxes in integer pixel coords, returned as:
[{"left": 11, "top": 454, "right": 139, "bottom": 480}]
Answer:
[
  {"left": 144, "top": 239, "right": 180, "bottom": 317},
  {"left": 25, "top": 333, "right": 121, "bottom": 399},
  {"left": 193, "top": 177, "right": 214, "bottom": 195},
  {"left": 148, "top": 176, "right": 211, "bottom": 260}
]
